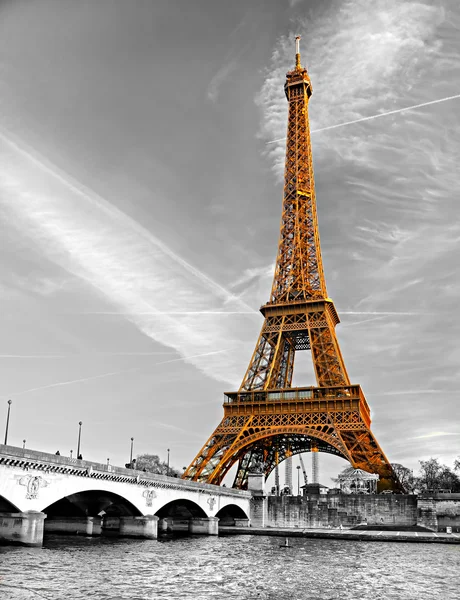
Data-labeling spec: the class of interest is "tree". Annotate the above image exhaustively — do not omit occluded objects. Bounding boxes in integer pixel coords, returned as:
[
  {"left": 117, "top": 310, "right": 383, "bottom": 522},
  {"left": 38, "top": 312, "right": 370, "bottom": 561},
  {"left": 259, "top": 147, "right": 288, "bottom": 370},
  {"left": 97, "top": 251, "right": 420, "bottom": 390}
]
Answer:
[
  {"left": 134, "top": 454, "right": 181, "bottom": 477},
  {"left": 437, "top": 466, "right": 460, "bottom": 492},
  {"left": 417, "top": 458, "right": 460, "bottom": 492},
  {"left": 454, "top": 457, "right": 460, "bottom": 472},
  {"left": 417, "top": 458, "right": 442, "bottom": 491},
  {"left": 391, "top": 463, "right": 417, "bottom": 493}
]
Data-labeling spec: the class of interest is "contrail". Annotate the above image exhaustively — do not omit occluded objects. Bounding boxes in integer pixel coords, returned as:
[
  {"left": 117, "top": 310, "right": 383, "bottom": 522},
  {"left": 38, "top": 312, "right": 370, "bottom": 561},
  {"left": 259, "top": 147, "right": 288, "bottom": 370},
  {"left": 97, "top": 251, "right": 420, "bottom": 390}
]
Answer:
[
  {"left": 6, "top": 367, "right": 141, "bottom": 397},
  {"left": 0, "top": 126, "right": 254, "bottom": 314},
  {"left": 4, "top": 350, "right": 229, "bottom": 398},
  {"left": 266, "top": 93, "right": 460, "bottom": 144},
  {"left": 379, "top": 389, "right": 443, "bottom": 396},
  {"left": 151, "top": 349, "right": 229, "bottom": 367},
  {"left": 0, "top": 351, "right": 178, "bottom": 358},
  {"left": 78, "top": 311, "right": 257, "bottom": 315},
  {"left": 78, "top": 310, "right": 423, "bottom": 316},
  {"left": 411, "top": 432, "right": 460, "bottom": 439},
  {"left": 340, "top": 311, "right": 427, "bottom": 316}
]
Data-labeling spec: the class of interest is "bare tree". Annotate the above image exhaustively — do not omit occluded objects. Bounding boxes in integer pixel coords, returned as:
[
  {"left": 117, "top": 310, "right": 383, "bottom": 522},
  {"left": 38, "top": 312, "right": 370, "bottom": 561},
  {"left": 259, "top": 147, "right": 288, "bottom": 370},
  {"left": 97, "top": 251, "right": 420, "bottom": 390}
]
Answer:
[
  {"left": 134, "top": 453, "right": 181, "bottom": 477},
  {"left": 391, "top": 463, "right": 417, "bottom": 493},
  {"left": 417, "top": 458, "right": 460, "bottom": 492}
]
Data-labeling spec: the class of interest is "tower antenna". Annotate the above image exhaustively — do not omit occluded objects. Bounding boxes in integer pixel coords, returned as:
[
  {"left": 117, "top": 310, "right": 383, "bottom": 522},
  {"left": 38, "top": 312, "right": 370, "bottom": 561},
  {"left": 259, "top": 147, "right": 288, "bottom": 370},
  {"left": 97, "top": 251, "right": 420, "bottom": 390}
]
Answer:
[{"left": 295, "top": 35, "right": 301, "bottom": 70}]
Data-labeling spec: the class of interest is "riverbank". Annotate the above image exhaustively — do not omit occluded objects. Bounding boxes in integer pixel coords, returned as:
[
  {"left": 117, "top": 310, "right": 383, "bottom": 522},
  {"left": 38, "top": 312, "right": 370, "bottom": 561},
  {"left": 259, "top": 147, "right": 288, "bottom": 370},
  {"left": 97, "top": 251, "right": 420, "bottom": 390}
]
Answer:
[{"left": 219, "top": 525, "right": 460, "bottom": 544}]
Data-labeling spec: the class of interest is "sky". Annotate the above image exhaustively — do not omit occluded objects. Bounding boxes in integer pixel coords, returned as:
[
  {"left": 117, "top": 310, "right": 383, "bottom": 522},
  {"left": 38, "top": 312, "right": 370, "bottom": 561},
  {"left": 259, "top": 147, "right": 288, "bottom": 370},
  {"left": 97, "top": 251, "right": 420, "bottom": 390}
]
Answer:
[{"left": 0, "top": 0, "right": 459, "bottom": 485}]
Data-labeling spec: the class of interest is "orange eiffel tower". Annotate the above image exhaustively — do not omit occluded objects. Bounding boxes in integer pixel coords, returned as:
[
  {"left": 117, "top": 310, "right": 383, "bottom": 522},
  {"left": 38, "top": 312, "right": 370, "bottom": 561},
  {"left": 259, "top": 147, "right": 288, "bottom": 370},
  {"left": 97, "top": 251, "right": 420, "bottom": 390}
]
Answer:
[{"left": 183, "top": 37, "right": 402, "bottom": 492}]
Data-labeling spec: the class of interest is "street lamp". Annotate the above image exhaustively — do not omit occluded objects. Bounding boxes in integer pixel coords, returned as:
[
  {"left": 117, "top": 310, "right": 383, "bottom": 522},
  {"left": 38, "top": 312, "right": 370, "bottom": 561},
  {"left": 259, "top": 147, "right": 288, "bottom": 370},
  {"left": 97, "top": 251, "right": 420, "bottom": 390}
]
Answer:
[
  {"left": 297, "top": 465, "right": 301, "bottom": 496},
  {"left": 23, "top": 439, "right": 26, "bottom": 449},
  {"left": 130, "top": 437, "right": 134, "bottom": 465},
  {"left": 70, "top": 450, "right": 73, "bottom": 459},
  {"left": 4, "top": 400, "right": 12, "bottom": 445},
  {"left": 167, "top": 448, "right": 170, "bottom": 476},
  {"left": 76, "top": 421, "right": 82, "bottom": 458}
]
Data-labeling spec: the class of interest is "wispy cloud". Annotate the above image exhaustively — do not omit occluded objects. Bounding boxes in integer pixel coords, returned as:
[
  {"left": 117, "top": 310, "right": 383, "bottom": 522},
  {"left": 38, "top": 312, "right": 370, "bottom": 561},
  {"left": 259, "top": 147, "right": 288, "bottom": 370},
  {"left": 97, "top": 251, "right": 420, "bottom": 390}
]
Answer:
[
  {"left": 207, "top": 60, "right": 238, "bottom": 102},
  {"left": 380, "top": 389, "right": 445, "bottom": 396},
  {"left": 0, "top": 351, "right": 177, "bottom": 358},
  {"left": 254, "top": 0, "right": 460, "bottom": 415},
  {"left": 257, "top": 0, "right": 448, "bottom": 172},
  {"left": 340, "top": 311, "right": 428, "bottom": 316},
  {"left": 0, "top": 128, "right": 258, "bottom": 387},
  {"left": 411, "top": 431, "right": 460, "bottom": 439}
]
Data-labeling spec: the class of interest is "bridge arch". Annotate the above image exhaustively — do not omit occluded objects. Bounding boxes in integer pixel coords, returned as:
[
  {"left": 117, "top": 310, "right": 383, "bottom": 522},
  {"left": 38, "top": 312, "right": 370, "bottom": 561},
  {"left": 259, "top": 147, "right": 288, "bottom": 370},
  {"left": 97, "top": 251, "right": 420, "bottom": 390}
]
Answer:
[
  {"left": 155, "top": 498, "right": 207, "bottom": 520},
  {"left": 43, "top": 489, "right": 142, "bottom": 518},
  {"left": 215, "top": 503, "right": 248, "bottom": 525},
  {"left": 0, "top": 494, "right": 20, "bottom": 513}
]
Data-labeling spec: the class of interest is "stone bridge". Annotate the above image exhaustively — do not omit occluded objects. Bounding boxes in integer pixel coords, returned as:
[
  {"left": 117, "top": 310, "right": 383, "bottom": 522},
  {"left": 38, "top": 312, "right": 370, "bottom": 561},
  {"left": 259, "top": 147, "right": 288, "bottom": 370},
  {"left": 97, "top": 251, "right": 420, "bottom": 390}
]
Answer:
[{"left": 0, "top": 444, "right": 252, "bottom": 546}]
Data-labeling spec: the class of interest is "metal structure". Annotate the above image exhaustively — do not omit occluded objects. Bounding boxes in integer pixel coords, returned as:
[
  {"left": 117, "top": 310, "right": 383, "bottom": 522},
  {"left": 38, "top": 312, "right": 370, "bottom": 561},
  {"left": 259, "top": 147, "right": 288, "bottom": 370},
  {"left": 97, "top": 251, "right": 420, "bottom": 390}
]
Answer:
[
  {"left": 299, "top": 454, "right": 308, "bottom": 487},
  {"left": 284, "top": 455, "right": 293, "bottom": 494},
  {"left": 311, "top": 448, "right": 319, "bottom": 484},
  {"left": 183, "top": 37, "right": 401, "bottom": 493}
]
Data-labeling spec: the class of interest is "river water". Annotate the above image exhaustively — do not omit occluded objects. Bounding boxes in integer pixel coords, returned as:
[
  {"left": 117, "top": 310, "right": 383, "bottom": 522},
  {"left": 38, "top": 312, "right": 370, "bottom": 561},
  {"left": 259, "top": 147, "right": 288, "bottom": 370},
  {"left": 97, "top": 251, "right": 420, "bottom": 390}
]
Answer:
[{"left": 1, "top": 534, "right": 459, "bottom": 600}]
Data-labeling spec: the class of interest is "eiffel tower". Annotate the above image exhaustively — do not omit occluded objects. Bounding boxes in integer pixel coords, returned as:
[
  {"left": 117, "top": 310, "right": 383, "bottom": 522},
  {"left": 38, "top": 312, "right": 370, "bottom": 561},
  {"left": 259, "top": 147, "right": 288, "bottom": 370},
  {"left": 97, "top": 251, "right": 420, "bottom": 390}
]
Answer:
[{"left": 183, "top": 37, "right": 401, "bottom": 493}]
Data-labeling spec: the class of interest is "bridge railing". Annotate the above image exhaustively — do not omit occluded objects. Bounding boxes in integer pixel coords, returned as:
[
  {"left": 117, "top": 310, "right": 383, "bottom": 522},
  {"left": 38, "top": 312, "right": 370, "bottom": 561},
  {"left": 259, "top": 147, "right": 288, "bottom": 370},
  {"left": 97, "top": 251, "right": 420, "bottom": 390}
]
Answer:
[{"left": 0, "top": 444, "right": 251, "bottom": 498}]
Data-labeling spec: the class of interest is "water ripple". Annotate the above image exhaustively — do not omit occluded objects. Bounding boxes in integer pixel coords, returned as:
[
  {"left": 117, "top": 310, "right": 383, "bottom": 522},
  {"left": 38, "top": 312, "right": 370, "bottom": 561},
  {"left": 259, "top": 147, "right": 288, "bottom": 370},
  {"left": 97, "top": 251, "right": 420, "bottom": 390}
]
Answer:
[{"left": 0, "top": 535, "right": 459, "bottom": 600}]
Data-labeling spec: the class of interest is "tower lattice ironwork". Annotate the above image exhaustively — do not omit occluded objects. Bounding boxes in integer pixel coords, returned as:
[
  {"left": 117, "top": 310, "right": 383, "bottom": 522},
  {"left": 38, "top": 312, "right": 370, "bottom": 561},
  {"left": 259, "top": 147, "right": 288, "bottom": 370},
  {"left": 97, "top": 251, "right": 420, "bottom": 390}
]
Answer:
[{"left": 183, "top": 37, "right": 402, "bottom": 493}]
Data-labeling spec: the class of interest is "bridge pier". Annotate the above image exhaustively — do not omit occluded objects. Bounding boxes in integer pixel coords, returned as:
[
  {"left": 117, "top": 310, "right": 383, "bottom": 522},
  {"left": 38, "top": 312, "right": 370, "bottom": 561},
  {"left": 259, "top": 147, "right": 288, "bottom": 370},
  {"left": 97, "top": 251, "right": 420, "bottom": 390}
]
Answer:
[
  {"left": 0, "top": 511, "right": 46, "bottom": 547},
  {"left": 119, "top": 515, "right": 158, "bottom": 539},
  {"left": 45, "top": 516, "right": 102, "bottom": 536},
  {"left": 189, "top": 517, "right": 219, "bottom": 536},
  {"left": 158, "top": 517, "right": 190, "bottom": 533},
  {"left": 102, "top": 515, "right": 121, "bottom": 534},
  {"left": 234, "top": 518, "right": 250, "bottom": 527}
]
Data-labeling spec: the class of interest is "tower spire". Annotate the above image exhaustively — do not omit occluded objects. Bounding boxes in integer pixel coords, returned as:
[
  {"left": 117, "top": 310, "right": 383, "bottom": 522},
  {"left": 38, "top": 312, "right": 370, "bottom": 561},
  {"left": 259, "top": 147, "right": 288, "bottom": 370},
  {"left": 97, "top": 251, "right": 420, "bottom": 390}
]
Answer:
[{"left": 295, "top": 35, "right": 301, "bottom": 70}]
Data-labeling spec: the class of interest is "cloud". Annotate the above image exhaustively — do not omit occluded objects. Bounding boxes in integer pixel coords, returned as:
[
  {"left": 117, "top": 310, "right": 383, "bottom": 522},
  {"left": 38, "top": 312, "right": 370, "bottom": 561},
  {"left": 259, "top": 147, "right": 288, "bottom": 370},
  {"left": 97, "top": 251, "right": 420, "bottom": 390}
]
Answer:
[
  {"left": 340, "top": 311, "right": 428, "bottom": 316},
  {"left": 411, "top": 431, "right": 460, "bottom": 439},
  {"left": 380, "top": 389, "right": 445, "bottom": 396},
  {"left": 229, "top": 263, "right": 274, "bottom": 290},
  {"left": 252, "top": 0, "right": 460, "bottom": 409},
  {"left": 256, "top": 0, "right": 447, "bottom": 175},
  {"left": 0, "top": 128, "right": 259, "bottom": 387},
  {"left": 207, "top": 60, "right": 238, "bottom": 102},
  {"left": 0, "top": 351, "right": 176, "bottom": 358}
]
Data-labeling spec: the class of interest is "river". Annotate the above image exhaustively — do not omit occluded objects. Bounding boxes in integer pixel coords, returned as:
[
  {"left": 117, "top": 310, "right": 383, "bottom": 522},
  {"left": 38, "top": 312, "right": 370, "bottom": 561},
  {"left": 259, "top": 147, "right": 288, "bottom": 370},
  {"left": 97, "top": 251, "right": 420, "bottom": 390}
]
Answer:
[{"left": 1, "top": 534, "right": 459, "bottom": 599}]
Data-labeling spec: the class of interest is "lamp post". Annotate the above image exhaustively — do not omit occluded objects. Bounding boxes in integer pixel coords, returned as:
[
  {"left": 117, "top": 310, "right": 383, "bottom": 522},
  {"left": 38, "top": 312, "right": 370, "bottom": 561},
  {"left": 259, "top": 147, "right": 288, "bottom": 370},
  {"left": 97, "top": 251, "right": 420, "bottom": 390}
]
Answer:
[
  {"left": 70, "top": 450, "right": 73, "bottom": 459},
  {"left": 23, "top": 439, "right": 26, "bottom": 449},
  {"left": 76, "top": 421, "right": 82, "bottom": 458},
  {"left": 130, "top": 437, "right": 134, "bottom": 465},
  {"left": 4, "top": 400, "right": 12, "bottom": 445},
  {"left": 167, "top": 448, "right": 170, "bottom": 476},
  {"left": 297, "top": 465, "right": 301, "bottom": 496}
]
